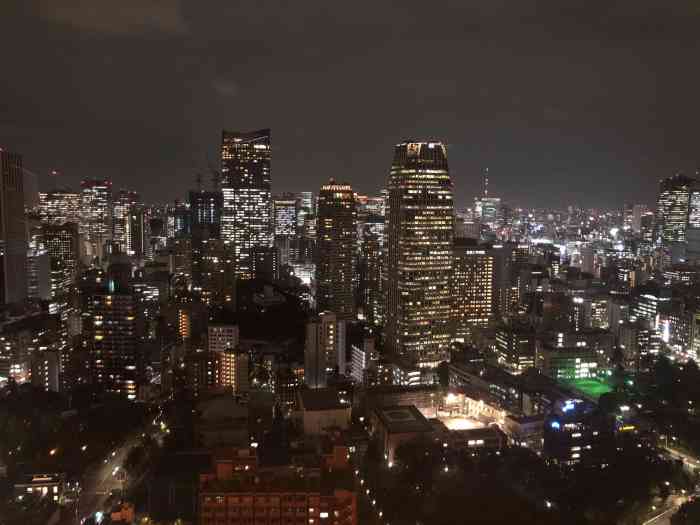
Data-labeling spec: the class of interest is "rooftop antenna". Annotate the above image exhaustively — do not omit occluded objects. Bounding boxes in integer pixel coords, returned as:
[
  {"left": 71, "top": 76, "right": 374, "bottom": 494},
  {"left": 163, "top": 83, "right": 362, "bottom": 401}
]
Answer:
[{"left": 195, "top": 172, "right": 203, "bottom": 192}]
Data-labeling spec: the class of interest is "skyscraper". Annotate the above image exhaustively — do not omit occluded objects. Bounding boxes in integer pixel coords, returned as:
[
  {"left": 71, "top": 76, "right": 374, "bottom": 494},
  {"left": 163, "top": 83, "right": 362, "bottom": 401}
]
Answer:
[
  {"left": 80, "top": 179, "right": 113, "bottom": 262},
  {"left": 113, "top": 189, "right": 139, "bottom": 253},
  {"left": 304, "top": 311, "right": 346, "bottom": 388},
  {"left": 38, "top": 190, "right": 81, "bottom": 225},
  {"left": 189, "top": 190, "right": 222, "bottom": 239},
  {"left": 315, "top": 180, "right": 357, "bottom": 320},
  {"left": 385, "top": 141, "right": 454, "bottom": 367},
  {"left": 452, "top": 239, "right": 494, "bottom": 341},
  {"left": 273, "top": 194, "right": 298, "bottom": 237},
  {"left": 220, "top": 129, "right": 272, "bottom": 279},
  {"left": 0, "top": 150, "right": 27, "bottom": 305},
  {"left": 654, "top": 173, "right": 696, "bottom": 246}
]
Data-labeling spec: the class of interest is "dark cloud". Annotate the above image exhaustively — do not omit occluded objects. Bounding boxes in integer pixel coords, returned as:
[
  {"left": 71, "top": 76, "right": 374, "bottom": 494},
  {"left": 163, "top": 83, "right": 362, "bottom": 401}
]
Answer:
[
  {"left": 35, "top": 0, "right": 187, "bottom": 36},
  {"left": 0, "top": 0, "right": 699, "bottom": 208}
]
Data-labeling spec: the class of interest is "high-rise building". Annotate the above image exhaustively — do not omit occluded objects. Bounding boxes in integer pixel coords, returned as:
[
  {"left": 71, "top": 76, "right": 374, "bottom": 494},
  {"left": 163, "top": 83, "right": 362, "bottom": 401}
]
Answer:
[
  {"left": 26, "top": 241, "right": 50, "bottom": 300},
  {"left": 251, "top": 245, "right": 280, "bottom": 281},
  {"left": 220, "top": 129, "right": 272, "bottom": 279},
  {"left": 38, "top": 190, "right": 81, "bottom": 225},
  {"left": 42, "top": 223, "right": 80, "bottom": 298},
  {"left": 189, "top": 190, "right": 222, "bottom": 239},
  {"left": 452, "top": 239, "right": 494, "bottom": 341},
  {"left": 315, "top": 180, "right": 356, "bottom": 319},
  {"left": 654, "top": 173, "right": 696, "bottom": 247},
  {"left": 88, "top": 290, "right": 138, "bottom": 399},
  {"left": 273, "top": 194, "right": 298, "bottom": 238},
  {"left": 495, "top": 321, "right": 536, "bottom": 374},
  {"left": 359, "top": 225, "right": 384, "bottom": 327},
  {"left": 80, "top": 179, "right": 113, "bottom": 262},
  {"left": 113, "top": 190, "right": 139, "bottom": 253},
  {"left": 385, "top": 141, "right": 454, "bottom": 367},
  {"left": 296, "top": 191, "right": 314, "bottom": 229},
  {"left": 304, "top": 311, "right": 346, "bottom": 388},
  {"left": 0, "top": 150, "right": 27, "bottom": 305},
  {"left": 127, "top": 205, "right": 151, "bottom": 260}
]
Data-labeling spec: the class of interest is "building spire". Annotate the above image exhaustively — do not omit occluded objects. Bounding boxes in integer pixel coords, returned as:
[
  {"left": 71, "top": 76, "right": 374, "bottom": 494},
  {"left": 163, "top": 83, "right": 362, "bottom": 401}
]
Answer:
[{"left": 484, "top": 167, "right": 489, "bottom": 197}]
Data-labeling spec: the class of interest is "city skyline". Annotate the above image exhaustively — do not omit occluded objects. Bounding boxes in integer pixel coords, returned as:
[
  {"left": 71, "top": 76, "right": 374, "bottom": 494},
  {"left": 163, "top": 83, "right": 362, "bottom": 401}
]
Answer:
[{"left": 3, "top": 2, "right": 700, "bottom": 208}]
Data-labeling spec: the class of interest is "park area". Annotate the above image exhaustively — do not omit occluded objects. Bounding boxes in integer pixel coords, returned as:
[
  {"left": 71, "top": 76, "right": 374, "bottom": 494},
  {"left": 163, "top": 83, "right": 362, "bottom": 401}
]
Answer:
[{"left": 561, "top": 377, "right": 613, "bottom": 400}]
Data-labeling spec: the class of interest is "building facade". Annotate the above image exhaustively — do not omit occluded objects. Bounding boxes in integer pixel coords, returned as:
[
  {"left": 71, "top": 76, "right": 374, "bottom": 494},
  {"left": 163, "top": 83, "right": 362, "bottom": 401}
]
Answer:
[{"left": 385, "top": 141, "right": 454, "bottom": 367}]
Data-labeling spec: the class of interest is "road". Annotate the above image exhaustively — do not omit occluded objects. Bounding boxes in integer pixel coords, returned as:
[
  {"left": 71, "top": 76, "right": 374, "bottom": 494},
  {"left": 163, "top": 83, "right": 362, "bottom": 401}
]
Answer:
[
  {"left": 643, "top": 506, "right": 676, "bottom": 525},
  {"left": 71, "top": 409, "right": 166, "bottom": 524}
]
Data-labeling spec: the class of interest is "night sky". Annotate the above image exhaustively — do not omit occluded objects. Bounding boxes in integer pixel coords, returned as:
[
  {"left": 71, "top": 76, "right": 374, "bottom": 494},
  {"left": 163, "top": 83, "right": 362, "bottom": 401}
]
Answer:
[{"left": 1, "top": 1, "right": 699, "bottom": 209}]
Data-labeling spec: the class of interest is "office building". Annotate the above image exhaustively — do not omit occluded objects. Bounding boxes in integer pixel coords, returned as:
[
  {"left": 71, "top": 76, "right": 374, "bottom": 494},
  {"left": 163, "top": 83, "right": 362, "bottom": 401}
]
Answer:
[
  {"left": 654, "top": 173, "right": 695, "bottom": 257},
  {"left": 38, "top": 190, "right": 81, "bottom": 225},
  {"left": 42, "top": 223, "right": 80, "bottom": 298},
  {"left": 113, "top": 190, "right": 139, "bottom": 253},
  {"left": 305, "top": 311, "right": 346, "bottom": 388},
  {"left": 495, "top": 321, "right": 537, "bottom": 374},
  {"left": 452, "top": 239, "right": 494, "bottom": 341},
  {"left": 80, "top": 179, "right": 113, "bottom": 261},
  {"left": 88, "top": 290, "right": 138, "bottom": 399},
  {"left": 273, "top": 194, "right": 297, "bottom": 237},
  {"left": 220, "top": 129, "right": 272, "bottom": 279},
  {"left": 189, "top": 190, "right": 222, "bottom": 239},
  {"left": 0, "top": 150, "right": 27, "bottom": 305},
  {"left": 127, "top": 205, "right": 151, "bottom": 259},
  {"left": 315, "top": 180, "right": 356, "bottom": 319},
  {"left": 385, "top": 141, "right": 454, "bottom": 367},
  {"left": 26, "top": 242, "right": 50, "bottom": 300},
  {"left": 251, "top": 246, "right": 280, "bottom": 281}
]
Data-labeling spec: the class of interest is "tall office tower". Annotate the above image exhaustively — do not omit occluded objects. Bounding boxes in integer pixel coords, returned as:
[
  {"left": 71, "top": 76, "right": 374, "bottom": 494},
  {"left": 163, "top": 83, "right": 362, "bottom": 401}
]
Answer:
[
  {"left": 452, "top": 239, "right": 494, "bottom": 341},
  {"left": 273, "top": 194, "right": 298, "bottom": 264},
  {"left": 113, "top": 189, "right": 139, "bottom": 253},
  {"left": 273, "top": 194, "right": 298, "bottom": 237},
  {"left": 686, "top": 186, "right": 700, "bottom": 264},
  {"left": 296, "top": 191, "right": 314, "bottom": 229},
  {"left": 304, "top": 311, "right": 346, "bottom": 388},
  {"left": 0, "top": 150, "right": 27, "bottom": 305},
  {"left": 220, "top": 129, "right": 272, "bottom": 279},
  {"left": 654, "top": 173, "right": 696, "bottom": 245},
  {"left": 80, "top": 179, "right": 113, "bottom": 262},
  {"left": 631, "top": 204, "right": 648, "bottom": 234},
  {"left": 26, "top": 241, "right": 50, "bottom": 300},
  {"left": 385, "top": 141, "right": 454, "bottom": 367},
  {"left": 166, "top": 201, "right": 191, "bottom": 239},
  {"left": 88, "top": 289, "right": 138, "bottom": 399},
  {"left": 42, "top": 223, "right": 80, "bottom": 298},
  {"left": 189, "top": 190, "right": 222, "bottom": 239},
  {"left": 315, "top": 180, "right": 357, "bottom": 319},
  {"left": 127, "top": 205, "right": 151, "bottom": 259},
  {"left": 251, "top": 245, "right": 280, "bottom": 281},
  {"left": 359, "top": 225, "right": 384, "bottom": 327},
  {"left": 38, "top": 190, "right": 81, "bottom": 225},
  {"left": 192, "top": 238, "right": 236, "bottom": 306}
]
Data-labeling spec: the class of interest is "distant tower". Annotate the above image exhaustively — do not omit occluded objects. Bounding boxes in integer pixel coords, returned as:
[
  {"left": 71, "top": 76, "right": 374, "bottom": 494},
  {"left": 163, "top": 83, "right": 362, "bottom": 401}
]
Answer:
[
  {"left": 385, "top": 141, "right": 454, "bottom": 367},
  {"left": 315, "top": 179, "right": 357, "bottom": 320},
  {"left": 0, "top": 150, "right": 27, "bottom": 304},
  {"left": 220, "top": 129, "right": 272, "bottom": 279},
  {"left": 80, "top": 179, "right": 113, "bottom": 263}
]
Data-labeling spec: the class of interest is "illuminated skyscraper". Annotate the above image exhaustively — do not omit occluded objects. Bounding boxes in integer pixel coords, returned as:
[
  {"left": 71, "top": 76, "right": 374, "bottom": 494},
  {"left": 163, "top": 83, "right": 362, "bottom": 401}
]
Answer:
[
  {"left": 273, "top": 194, "right": 297, "bottom": 237},
  {"left": 385, "top": 141, "right": 454, "bottom": 367},
  {"left": 304, "top": 311, "right": 346, "bottom": 388},
  {"left": 315, "top": 180, "right": 357, "bottom": 319},
  {"left": 220, "top": 129, "right": 272, "bottom": 279},
  {"left": 113, "top": 189, "right": 139, "bottom": 253},
  {"left": 42, "top": 223, "right": 80, "bottom": 299},
  {"left": 127, "top": 205, "right": 151, "bottom": 260},
  {"left": 452, "top": 239, "right": 494, "bottom": 341},
  {"left": 80, "top": 179, "right": 113, "bottom": 262},
  {"left": 38, "top": 190, "right": 81, "bottom": 225},
  {"left": 189, "top": 190, "right": 222, "bottom": 239},
  {"left": 0, "top": 150, "right": 27, "bottom": 304},
  {"left": 654, "top": 173, "right": 696, "bottom": 246}
]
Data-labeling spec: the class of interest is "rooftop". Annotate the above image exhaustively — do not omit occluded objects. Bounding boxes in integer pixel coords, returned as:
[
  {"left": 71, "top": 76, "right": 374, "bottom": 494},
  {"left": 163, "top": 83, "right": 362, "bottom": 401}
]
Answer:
[
  {"left": 299, "top": 388, "right": 345, "bottom": 411},
  {"left": 374, "top": 405, "right": 433, "bottom": 434}
]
